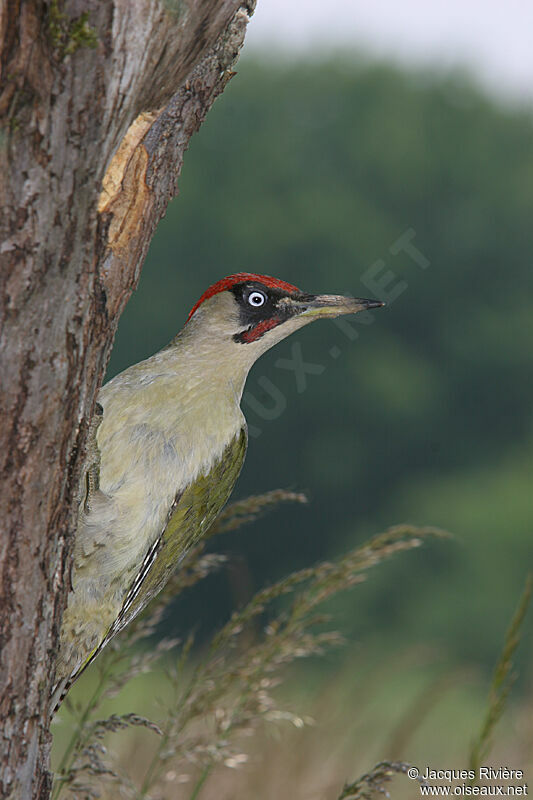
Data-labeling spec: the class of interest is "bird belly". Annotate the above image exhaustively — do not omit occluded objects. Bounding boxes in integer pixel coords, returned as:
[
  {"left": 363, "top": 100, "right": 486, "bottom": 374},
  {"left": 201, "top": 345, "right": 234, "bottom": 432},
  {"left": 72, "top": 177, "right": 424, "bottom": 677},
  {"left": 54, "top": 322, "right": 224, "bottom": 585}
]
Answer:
[{"left": 56, "top": 424, "right": 247, "bottom": 688}]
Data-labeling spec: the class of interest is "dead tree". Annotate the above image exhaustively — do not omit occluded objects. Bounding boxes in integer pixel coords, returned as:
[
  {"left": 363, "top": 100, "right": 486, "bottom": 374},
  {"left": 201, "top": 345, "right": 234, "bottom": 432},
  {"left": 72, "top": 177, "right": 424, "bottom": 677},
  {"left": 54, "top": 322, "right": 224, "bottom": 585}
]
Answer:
[{"left": 0, "top": 2, "right": 254, "bottom": 796}]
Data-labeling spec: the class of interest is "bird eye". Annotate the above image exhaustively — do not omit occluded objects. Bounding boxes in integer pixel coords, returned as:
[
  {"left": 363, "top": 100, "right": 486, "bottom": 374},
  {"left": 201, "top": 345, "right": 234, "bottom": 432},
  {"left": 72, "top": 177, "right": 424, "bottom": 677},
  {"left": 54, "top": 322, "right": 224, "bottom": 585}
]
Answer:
[{"left": 247, "top": 290, "right": 266, "bottom": 307}]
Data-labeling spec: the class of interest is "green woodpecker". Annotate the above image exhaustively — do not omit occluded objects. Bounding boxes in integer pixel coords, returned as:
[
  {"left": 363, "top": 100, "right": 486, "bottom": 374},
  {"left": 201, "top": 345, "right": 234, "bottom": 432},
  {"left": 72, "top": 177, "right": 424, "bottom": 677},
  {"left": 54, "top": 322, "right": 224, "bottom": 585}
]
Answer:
[{"left": 52, "top": 273, "right": 383, "bottom": 711}]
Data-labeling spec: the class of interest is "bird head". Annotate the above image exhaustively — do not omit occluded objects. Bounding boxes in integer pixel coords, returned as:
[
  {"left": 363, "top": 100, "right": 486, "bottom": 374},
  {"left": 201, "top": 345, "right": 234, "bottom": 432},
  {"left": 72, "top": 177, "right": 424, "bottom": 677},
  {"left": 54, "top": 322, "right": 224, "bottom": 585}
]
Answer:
[{"left": 184, "top": 273, "right": 383, "bottom": 366}]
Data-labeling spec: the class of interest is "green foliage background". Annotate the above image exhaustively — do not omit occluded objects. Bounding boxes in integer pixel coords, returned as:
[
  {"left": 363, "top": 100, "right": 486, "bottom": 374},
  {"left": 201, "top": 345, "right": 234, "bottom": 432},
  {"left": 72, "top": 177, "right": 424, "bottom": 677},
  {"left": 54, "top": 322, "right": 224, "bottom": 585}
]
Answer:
[{"left": 108, "top": 57, "right": 533, "bottom": 675}]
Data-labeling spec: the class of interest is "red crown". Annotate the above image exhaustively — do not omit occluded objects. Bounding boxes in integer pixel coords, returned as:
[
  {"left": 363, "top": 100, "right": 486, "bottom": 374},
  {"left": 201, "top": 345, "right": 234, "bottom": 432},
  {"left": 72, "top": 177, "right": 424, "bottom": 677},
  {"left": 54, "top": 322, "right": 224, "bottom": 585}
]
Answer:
[{"left": 187, "top": 273, "right": 301, "bottom": 321}]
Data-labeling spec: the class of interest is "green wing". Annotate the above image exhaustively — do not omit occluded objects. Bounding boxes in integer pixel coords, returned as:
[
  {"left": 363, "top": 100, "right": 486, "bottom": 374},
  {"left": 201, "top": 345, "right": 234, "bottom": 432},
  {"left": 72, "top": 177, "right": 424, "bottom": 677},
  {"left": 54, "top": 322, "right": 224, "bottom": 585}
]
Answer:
[{"left": 103, "top": 427, "right": 248, "bottom": 644}]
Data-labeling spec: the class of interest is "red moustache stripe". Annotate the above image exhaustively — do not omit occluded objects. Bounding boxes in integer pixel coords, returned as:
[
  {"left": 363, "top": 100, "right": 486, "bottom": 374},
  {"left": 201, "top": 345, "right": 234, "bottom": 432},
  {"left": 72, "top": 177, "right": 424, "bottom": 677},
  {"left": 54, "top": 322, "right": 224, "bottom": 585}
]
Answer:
[{"left": 240, "top": 317, "right": 281, "bottom": 343}]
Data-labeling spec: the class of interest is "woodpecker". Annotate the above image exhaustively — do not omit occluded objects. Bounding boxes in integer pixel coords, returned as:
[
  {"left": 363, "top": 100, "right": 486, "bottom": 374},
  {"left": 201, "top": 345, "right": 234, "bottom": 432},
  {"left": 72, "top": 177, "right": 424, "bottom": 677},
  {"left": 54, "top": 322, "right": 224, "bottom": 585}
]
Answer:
[{"left": 52, "top": 273, "right": 383, "bottom": 710}]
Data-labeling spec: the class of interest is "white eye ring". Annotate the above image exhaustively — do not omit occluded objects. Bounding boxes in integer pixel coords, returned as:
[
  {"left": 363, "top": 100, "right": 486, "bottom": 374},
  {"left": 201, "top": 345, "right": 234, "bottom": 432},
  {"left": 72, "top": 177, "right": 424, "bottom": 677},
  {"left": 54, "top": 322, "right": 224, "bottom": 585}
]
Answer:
[{"left": 248, "top": 290, "right": 266, "bottom": 307}]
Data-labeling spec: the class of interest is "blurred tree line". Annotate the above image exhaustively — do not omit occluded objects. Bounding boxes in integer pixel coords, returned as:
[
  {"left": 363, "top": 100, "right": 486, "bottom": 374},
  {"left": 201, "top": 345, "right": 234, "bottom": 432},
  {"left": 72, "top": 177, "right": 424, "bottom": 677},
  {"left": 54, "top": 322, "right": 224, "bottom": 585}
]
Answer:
[{"left": 108, "top": 57, "right": 533, "bottom": 674}]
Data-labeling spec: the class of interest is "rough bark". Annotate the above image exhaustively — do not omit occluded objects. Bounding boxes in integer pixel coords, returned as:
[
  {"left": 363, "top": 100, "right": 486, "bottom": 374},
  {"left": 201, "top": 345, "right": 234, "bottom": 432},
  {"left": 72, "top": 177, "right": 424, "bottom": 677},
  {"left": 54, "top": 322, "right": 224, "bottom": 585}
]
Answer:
[{"left": 0, "top": 1, "right": 254, "bottom": 797}]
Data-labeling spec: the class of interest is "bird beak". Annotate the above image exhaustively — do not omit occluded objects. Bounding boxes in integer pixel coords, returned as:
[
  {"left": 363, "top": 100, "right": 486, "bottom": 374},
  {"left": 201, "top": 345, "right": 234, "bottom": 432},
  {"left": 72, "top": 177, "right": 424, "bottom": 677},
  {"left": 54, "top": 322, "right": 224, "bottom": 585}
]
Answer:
[{"left": 289, "top": 294, "right": 385, "bottom": 319}]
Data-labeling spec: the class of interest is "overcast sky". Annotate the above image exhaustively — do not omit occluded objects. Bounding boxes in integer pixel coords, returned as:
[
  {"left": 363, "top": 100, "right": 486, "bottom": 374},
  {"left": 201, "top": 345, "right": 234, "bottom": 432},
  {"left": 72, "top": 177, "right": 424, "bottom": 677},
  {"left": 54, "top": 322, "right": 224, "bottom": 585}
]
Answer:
[{"left": 245, "top": 1, "right": 533, "bottom": 104}]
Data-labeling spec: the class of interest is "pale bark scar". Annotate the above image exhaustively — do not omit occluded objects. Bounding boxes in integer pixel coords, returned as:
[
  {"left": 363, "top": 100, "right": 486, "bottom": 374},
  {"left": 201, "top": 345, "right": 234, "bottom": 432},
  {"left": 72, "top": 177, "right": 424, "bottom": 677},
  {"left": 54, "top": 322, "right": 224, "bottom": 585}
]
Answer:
[{"left": 97, "top": 111, "right": 160, "bottom": 257}]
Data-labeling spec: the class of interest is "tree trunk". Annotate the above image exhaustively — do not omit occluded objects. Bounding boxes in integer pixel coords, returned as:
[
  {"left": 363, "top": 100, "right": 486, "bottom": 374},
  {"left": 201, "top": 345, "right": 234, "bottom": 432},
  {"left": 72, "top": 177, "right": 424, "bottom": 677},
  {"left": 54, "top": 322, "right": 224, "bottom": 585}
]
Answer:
[{"left": 0, "top": 2, "right": 254, "bottom": 796}]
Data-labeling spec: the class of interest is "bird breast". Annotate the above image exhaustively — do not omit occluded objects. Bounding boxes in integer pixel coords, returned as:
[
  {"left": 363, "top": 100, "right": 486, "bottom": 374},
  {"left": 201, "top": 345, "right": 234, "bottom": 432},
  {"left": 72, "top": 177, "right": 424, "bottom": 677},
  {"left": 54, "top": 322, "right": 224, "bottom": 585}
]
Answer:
[{"left": 73, "top": 362, "right": 246, "bottom": 596}]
